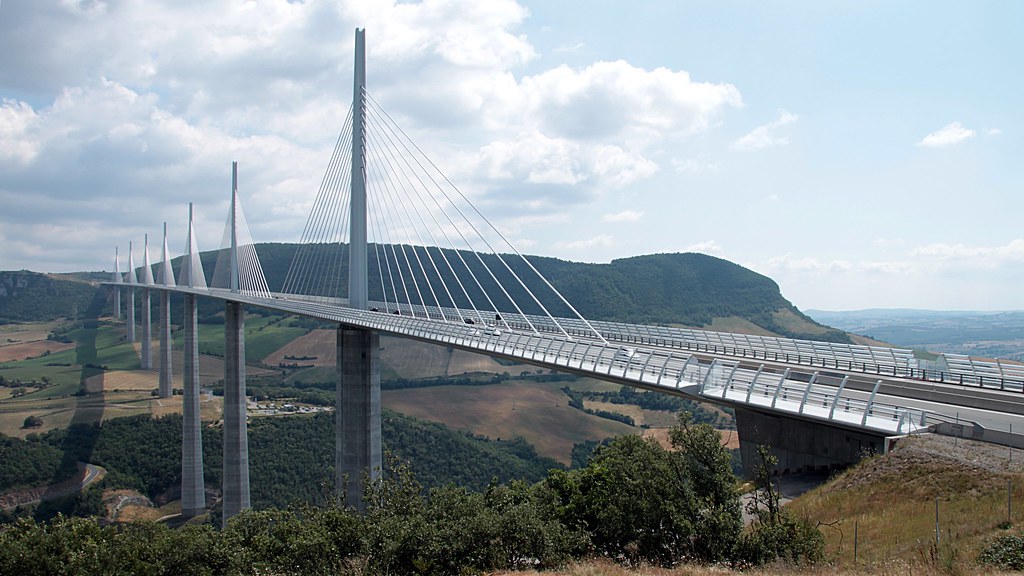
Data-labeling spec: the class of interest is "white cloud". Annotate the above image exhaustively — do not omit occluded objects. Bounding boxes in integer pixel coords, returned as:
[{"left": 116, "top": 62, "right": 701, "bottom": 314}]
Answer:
[
  {"left": 0, "top": 99, "right": 41, "bottom": 165},
  {"left": 987, "top": 127, "right": 1003, "bottom": 136},
  {"left": 559, "top": 234, "right": 615, "bottom": 250},
  {"left": 910, "top": 239, "right": 1024, "bottom": 267},
  {"left": 554, "top": 42, "right": 585, "bottom": 53},
  {"left": 672, "top": 154, "right": 718, "bottom": 174},
  {"left": 733, "top": 109, "right": 798, "bottom": 151},
  {"left": 917, "top": 121, "right": 975, "bottom": 148},
  {"left": 0, "top": 0, "right": 747, "bottom": 272},
  {"left": 602, "top": 209, "right": 644, "bottom": 222},
  {"left": 763, "top": 240, "right": 1024, "bottom": 282},
  {"left": 683, "top": 240, "right": 722, "bottom": 254}
]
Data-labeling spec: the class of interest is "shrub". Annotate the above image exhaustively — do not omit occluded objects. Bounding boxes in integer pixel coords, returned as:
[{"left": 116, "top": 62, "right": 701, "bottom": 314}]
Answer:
[{"left": 978, "top": 533, "right": 1024, "bottom": 570}]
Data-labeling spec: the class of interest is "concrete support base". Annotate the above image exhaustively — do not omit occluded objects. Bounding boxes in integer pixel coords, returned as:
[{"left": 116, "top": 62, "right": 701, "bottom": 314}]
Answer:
[
  {"left": 734, "top": 407, "right": 889, "bottom": 477},
  {"left": 181, "top": 294, "right": 206, "bottom": 518},
  {"left": 336, "top": 326, "right": 381, "bottom": 509},
  {"left": 127, "top": 290, "right": 136, "bottom": 342},
  {"left": 141, "top": 290, "right": 152, "bottom": 370},
  {"left": 113, "top": 287, "right": 121, "bottom": 319},
  {"left": 222, "top": 301, "right": 250, "bottom": 525},
  {"left": 158, "top": 291, "right": 172, "bottom": 398}
]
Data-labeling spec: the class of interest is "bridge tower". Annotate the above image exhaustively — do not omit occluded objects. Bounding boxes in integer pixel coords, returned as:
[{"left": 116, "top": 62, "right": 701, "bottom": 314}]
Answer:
[
  {"left": 180, "top": 203, "right": 207, "bottom": 518},
  {"left": 157, "top": 223, "right": 175, "bottom": 399},
  {"left": 222, "top": 161, "right": 251, "bottom": 524},
  {"left": 140, "top": 234, "right": 154, "bottom": 370},
  {"left": 336, "top": 27, "right": 382, "bottom": 509},
  {"left": 111, "top": 247, "right": 122, "bottom": 319},
  {"left": 126, "top": 242, "right": 136, "bottom": 342}
]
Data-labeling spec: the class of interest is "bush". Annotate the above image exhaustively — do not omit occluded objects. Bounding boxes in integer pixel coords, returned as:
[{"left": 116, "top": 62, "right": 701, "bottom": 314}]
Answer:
[
  {"left": 22, "top": 416, "right": 43, "bottom": 429},
  {"left": 978, "top": 533, "right": 1024, "bottom": 570}
]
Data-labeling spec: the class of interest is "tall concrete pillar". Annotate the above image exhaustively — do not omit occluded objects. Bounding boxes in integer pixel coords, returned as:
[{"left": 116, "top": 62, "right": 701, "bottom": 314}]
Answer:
[
  {"left": 141, "top": 289, "right": 152, "bottom": 370},
  {"left": 113, "top": 288, "right": 121, "bottom": 319},
  {"left": 222, "top": 301, "right": 250, "bottom": 525},
  {"left": 127, "top": 289, "right": 136, "bottom": 342},
  {"left": 181, "top": 293, "right": 206, "bottom": 517},
  {"left": 336, "top": 326, "right": 381, "bottom": 509},
  {"left": 158, "top": 291, "right": 172, "bottom": 398}
]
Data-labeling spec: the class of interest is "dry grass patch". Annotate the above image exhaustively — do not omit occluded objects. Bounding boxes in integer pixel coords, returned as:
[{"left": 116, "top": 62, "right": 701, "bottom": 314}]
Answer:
[
  {"left": 770, "top": 308, "right": 834, "bottom": 336},
  {"left": 447, "top": 347, "right": 534, "bottom": 375},
  {"left": 0, "top": 340, "right": 75, "bottom": 362},
  {"left": 705, "top": 317, "right": 778, "bottom": 337},
  {"left": 790, "top": 434, "right": 1024, "bottom": 569},
  {"left": 384, "top": 380, "right": 635, "bottom": 463},
  {"left": 84, "top": 370, "right": 160, "bottom": 393},
  {"left": 0, "top": 390, "right": 166, "bottom": 437},
  {"left": 263, "top": 329, "right": 336, "bottom": 366},
  {"left": 582, "top": 400, "right": 678, "bottom": 428}
]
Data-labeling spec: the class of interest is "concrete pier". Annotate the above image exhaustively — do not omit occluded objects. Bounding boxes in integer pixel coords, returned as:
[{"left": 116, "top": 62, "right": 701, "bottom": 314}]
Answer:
[
  {"left": 181, "top": 293, "right": 206, "bottom": 518},
  {"left": 113, "top": 288, "right": 121, "bottom": 319},
  {"left": 222, "top": 301, "right": 250, "bottom": 525},
  {"left": 127, "top": 289, "right": 136, "bottom": 342},
  {"left": 158, "top": 291, "right": 172, "bottom": 398},
  {"left": 141, "top": 290, "right": 152, "bottom": 370},
  {"left": 336, "top": 326, "right": 381, "bottom": 509}
]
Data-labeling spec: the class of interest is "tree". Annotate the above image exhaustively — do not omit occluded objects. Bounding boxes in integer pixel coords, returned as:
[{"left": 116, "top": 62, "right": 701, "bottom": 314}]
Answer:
[
  {"left": 738, "top": 444, "right": 825, "bottom": 565},
  {"left": 22, "top": 415, "right": 43, "bottom": 429},
  {"left": 670, "top": 411, "right": 744, "bottom": 561}
]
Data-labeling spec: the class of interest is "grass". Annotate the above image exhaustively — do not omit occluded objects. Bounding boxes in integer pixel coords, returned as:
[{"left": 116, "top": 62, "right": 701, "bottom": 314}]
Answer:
[
  {"left": 705, "top": 316, "right": 778, "bottom": 336},
  {"left": 581, "top": 400, "right": 679, "bottom": 428},
  {"left": 176, "top": 316, "right": 307, "bottom": 364},
  {"left": 770, "top": 308, "right": 835, "bottom": 336},
  {"left": 788, "top": 435, "right": 1024, "bottom": 572}
]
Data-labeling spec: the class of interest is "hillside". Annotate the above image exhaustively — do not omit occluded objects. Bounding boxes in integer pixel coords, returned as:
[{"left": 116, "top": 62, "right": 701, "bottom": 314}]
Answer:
[
  {"left": 0, "top": 271, "right": 99, "bottom": 323},
  {"left": 5, "top": 245, "right": 845, "bottom": 341}
]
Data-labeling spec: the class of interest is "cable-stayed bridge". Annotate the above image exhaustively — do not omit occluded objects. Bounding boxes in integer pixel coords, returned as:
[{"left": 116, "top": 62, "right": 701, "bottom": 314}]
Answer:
[{"left": 103, "top": 29, "right": 1024, "bottom": 524}]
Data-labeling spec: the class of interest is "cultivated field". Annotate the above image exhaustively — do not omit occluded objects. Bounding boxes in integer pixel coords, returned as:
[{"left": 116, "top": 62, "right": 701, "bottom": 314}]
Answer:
[{"left": 383, "top": 380, "right": 636, "bottom": 464}]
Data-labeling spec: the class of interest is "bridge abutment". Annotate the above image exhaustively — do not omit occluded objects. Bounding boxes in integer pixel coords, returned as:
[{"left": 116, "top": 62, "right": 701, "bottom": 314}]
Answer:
[
  {"left": 181, "top": 293, "right": 206, "bottom": 518},
  {"left": 222, "top": 301, "right": 250, "bottom": 525},
  {"left": 734, "top": 407, "right": 891, "bottom": 476},
  {"left": 336, "top": 325, "right": 381, "bottom": 509}
]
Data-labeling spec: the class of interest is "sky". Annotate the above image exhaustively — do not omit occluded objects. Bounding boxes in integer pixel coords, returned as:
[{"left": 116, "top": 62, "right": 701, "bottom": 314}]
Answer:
[{"left": 1, "top": 0, "right": 1021, "bottom": 312}]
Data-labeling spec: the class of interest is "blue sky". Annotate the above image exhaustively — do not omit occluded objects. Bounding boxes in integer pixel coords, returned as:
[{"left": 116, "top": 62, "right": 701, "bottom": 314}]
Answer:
[{"left": 0, "top": 1, "right": 1020, "bottom": 311}]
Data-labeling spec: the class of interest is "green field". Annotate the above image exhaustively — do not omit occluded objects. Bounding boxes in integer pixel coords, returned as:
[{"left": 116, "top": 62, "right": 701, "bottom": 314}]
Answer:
[{"left": 172, "top": 315, "right": 309, "bottom": 364}]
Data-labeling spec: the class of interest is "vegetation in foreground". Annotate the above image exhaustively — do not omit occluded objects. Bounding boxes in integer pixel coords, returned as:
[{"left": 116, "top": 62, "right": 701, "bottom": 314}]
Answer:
[{"left": 0, "top": 413, "right": 823, "bottom": 575}]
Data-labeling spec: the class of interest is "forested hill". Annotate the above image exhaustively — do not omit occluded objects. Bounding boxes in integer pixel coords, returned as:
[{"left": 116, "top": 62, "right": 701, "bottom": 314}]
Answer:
[
  {"left": 529, "top": 252, "right": 845, "bottom": 340},
  {"left": 0, "top": 271, "right": 98, "bottom": 323},
  {"left": 241, "top": 244, "right": 846, "bottom": 342},
  {"left": 3, "top": 245, "right": 846, "bottom": 342}
]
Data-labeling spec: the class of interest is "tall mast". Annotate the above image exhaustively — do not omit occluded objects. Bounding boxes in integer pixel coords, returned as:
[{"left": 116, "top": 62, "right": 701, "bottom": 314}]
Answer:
[
  {"left": 230, "top": 161, "right": 239, "bottom": 294},
  {"left": 349, "top": 28, "right": 368, "bottom": 308}
]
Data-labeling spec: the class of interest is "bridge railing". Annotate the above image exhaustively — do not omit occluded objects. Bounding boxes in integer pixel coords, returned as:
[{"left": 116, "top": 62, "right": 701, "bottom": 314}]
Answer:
[
  {"left": 117, "top": 285, "right": 981, "bottom": 437},
  {"left": 697, "top": 361, "right": 940, "bottom": 435},
  {"left": 257, "top": 293, "right": 1024, "bottom": 393}
]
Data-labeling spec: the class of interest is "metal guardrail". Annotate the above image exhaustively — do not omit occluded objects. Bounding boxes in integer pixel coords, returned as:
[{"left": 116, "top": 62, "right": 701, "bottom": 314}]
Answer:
[
  {"left": 351, "top": 299, "right": 1024, "bottom": 393},
  {"left": 694, "top": 360, "right": 945, "bottom": 436}
]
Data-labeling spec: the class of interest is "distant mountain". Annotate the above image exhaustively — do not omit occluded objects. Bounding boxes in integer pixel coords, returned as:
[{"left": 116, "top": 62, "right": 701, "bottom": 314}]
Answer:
[
  {"left": 2, "top": 246, "right": 847, "bottom": 342},
  {"left": 805, "top": 309, "right": 1024, "bottom": 360}
]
